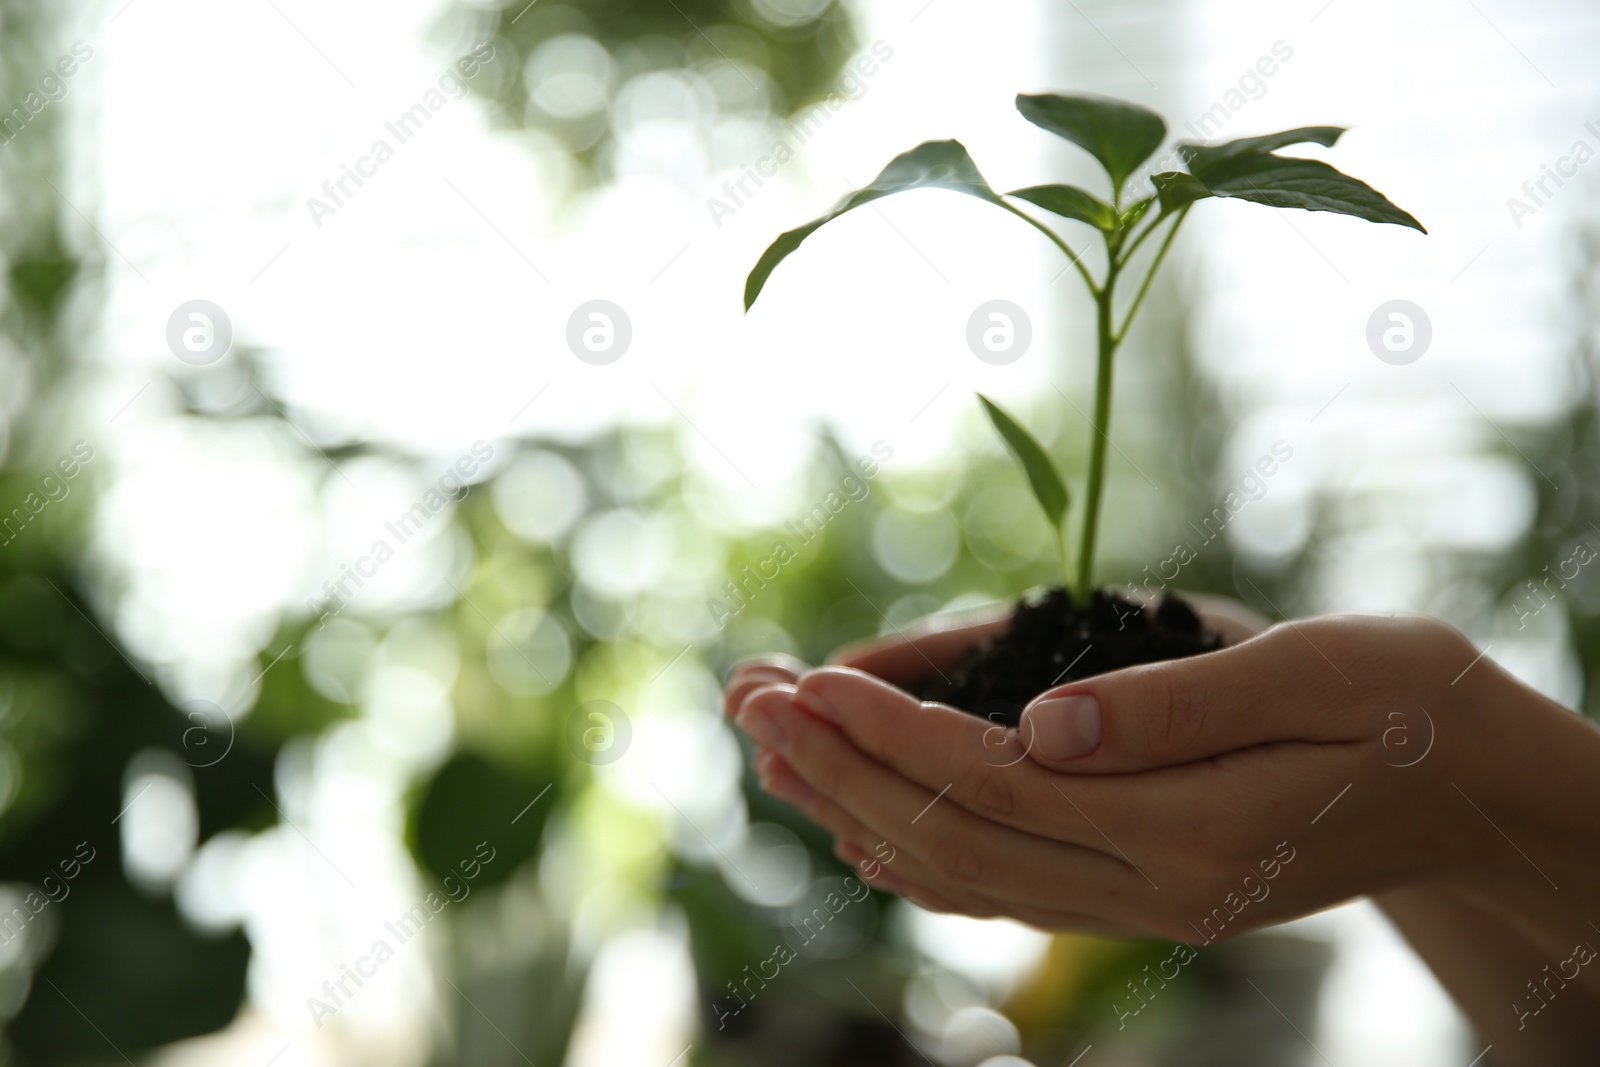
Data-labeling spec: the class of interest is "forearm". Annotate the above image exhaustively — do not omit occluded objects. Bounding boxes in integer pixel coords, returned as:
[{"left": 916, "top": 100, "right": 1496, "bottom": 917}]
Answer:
[
  {"left": 1458, "top": 658, "right": 1600, "bottom": 958},
  {"left": 1395, "top": 652, "right": 1600, "bottom": 1064},
  {"left": 1377, "top": 885, "right": 1600, "bottom": 1065}
]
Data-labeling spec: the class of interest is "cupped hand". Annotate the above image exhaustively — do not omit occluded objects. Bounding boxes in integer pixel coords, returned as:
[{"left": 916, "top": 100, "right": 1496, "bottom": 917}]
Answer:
[{"left": 723, "top": 598, "right": 1498, "bottom": 943}]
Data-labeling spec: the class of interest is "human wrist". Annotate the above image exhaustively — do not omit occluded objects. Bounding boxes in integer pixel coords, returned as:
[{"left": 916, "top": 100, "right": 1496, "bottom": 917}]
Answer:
[{"left": 1442, "top": 640, "right": 1600, "bottom": 933}]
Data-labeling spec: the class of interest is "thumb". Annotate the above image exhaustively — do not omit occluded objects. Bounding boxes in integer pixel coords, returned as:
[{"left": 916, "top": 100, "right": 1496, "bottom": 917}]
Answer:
[{"left": 1018, "top": 624, "right": 1365, "bottom": 773}]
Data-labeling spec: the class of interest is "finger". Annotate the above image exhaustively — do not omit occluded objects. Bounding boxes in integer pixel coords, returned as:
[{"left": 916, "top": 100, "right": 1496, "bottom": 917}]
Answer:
[
  {"left": 837, "top": 837, "right": 999, "bottom": 920},
  {"left": 748, "top": 680, "right": 1191, "bottom": 906},
  {"left": 832, "top": 838, "right": 1132, "bottom": 927},
  {"left": 841, "top": 855, "right": 1014, "bottom": 925},
  {"left": 790, "top": 667, "right": 1114, "bottom": 846},
  {"left": 1180, "top": 591, "right": 1272, "bottom": 646},
  {"left": 737, "top": 685, "right": 1141, "bottom": 917},
  {"left": 830, "top": 835, "right": 1145, "bottom": 935},
  {"left": 791, "top": 667, "right": 1309, "bottom": 870},
  {"left": 833, "top": 839, "right": 908, "bottom": 889},
  {"left": 755, "top": 749, "right": 1012, "bottom": 916},
  {"left": 828, "top": 608, "right": 1010, "bottom": 687},
  {"left": 1019, "top": 618, "right": 1385, "bottom": 774},
  {"left": 723, "top": 655, "right": 808, "bottom": 717}
]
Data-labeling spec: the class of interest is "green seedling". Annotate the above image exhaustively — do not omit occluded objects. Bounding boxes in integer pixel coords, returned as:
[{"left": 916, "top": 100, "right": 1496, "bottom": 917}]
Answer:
[{"left": 745, "top": 92, "right": 1424, "bottom": 601}]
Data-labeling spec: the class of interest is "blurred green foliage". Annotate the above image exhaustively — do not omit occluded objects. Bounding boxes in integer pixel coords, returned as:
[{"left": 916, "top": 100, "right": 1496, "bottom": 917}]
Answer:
[
  {"left": 0, "top": 106, "right": 257, "bottom": 1067},
  {"left": 1470, "top": 216, "right": 1600, "bottom": 721},
  {"left": 6, "top": 0, "right": 1600, "bottom": 1064},
  {"left": 0, "top": 4, "right": 266, "bottom": 1060},
  {"left": 455, "top": 0, "right": 858, "bottom": 182}
]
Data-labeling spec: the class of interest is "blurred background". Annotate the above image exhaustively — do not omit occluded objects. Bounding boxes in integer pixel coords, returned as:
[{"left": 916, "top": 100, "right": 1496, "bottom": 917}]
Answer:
[{"left": 0, "top": 0, "right": 1597, "bottom": 1063}]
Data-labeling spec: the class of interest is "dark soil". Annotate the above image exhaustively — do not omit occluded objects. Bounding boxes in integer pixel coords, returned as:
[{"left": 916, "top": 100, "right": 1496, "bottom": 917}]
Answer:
[{"left": 914, "top": 588, "right": 1222, "bottom": 727}]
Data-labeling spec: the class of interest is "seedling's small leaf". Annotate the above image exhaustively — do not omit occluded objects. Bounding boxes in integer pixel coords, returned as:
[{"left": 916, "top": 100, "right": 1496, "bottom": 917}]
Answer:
[
  {"left": 977, "top": 394, "right": 1069, "bottom": 530},
  {"left": 1151, "top": 171, "right": 1211, "bottom": 214},
  {"left": 1185, "top": 153, "right": 1426, "bottom": 232},
  {"left": 1015, "top": 93, "right": 1166, "bottom": 193},
  {"left": 1178, "top": 126, "right": 1345, "bottom": 172},
  {"left": 1007, "top": 184, "right": 1116, "bottom": 231},
  {"left": 744, "top": 140, "right": 1003, "bottom": 310}
]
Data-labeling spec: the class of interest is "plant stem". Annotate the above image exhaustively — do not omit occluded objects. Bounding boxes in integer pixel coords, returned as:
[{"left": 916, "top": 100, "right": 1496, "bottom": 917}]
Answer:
[
  {"left": 998, "top": 200, "right": 1099, "bottom": 292},
  {"left": 1114, "top": 207, "right": 1189, "bottom": 344},
  {"left": 1073, "top": 203, "right": 1191, "bottom": 599},
  {"left": 1059, "top": 524, "right": 1074, "bottom": 590},
  {"left": 1075, "top": 259, "right": 1118, "bottom": 601},
  {"left": 1115, "top": 202, "right": 1171, "bottom": 267},
  {"left": 1002, "top": 192, "right": 1187, "bottom": 600}
]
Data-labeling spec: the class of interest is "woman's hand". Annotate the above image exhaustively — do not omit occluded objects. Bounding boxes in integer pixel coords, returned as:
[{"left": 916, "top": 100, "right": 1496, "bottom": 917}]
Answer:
[
  {"left": 728, "top": 609, "right": 1470, "bottom": 936},
  {"left": 727, "top": 599, "right": 1600, "bottom": 1058},
  {"left": 725, "top": 604, "right": 1600, "bottom": 1062},
  {"left": 725, "top": 602, "right": 1596, "bottom": 929}
]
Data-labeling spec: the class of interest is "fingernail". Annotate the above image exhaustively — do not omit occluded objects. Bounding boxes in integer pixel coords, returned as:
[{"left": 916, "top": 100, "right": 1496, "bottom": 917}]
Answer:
[
  {"left": 726, "top": 665, "right": 794, "bottom": 692},
  {"left": 728, "top": 654, "right": 805, "bottom": 679},
  {"left": 1024, "top": 694, "right": 1102, "bottom": 761},
  {"left": 794, "top": 687, "right": 840, "bottom": 724},
  {"left": 762, "top": 772, "right": 815, "bottom": 811},
  {"left": 735, "top": 706, "right": 788, "bottom": 752}
]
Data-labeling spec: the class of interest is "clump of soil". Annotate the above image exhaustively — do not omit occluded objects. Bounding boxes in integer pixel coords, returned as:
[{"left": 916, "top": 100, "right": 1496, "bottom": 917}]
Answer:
[{"left": 915, "top": 588, "right": 1221, "bottom": 727}]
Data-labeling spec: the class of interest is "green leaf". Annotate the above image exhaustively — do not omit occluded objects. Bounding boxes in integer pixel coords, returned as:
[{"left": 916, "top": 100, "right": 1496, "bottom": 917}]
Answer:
[
  {"left": 744, "top": 140, "right": 1003, "bottom": 310},
  {"left": 12, "top": 885, "right": 249, "bottom": 1059},
  {"left": 977, "top": 394, "right": 1069, "bottom": 531},
  {"left": 1151, "top": 171, "right": 1211, "bottom": 215},
  {"left": 1184, "top": 154, "right": 1426, "bottom": 232},
  {"left": 1178, "top": 126, "right": 1345, "bottom": 172},
  {"left": 413, "top": 752, "right": 552, "bottom": 891},
  {"left": 1015, "top": 93, "right": 1166, "bottom": 193},
  {"left": 1007, "top": 184, "right": 1116, "bottom": 230}
]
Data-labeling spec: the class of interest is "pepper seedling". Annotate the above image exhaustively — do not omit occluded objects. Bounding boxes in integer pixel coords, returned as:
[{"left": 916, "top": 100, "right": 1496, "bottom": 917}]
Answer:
[{"left": 744, "top": 92, "right": 1423, "bottom": 601}]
